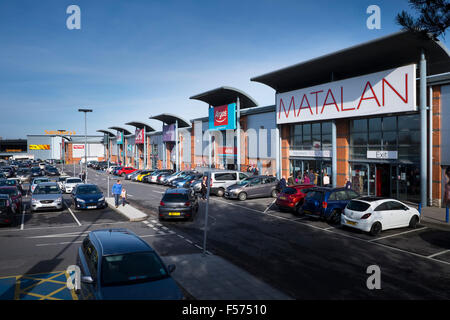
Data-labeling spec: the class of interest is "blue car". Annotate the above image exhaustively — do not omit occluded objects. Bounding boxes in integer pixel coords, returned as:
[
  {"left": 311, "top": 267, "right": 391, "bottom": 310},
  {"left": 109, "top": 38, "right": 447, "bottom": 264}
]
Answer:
[
  {"left": 299, "top": 187, "right": 359, "bottom": 223},
  {"left": 71, "top": 184, "right": 106, "bottom": 210},
  {"left": 76, "top": 228, "right": 183, "bottom": 300}
]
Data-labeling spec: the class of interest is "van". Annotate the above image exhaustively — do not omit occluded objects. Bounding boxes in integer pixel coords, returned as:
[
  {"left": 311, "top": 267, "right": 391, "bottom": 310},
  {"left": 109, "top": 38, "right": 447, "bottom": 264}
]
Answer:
[{"left": 209, "top": 170, "right": 250, "bottom": 197}]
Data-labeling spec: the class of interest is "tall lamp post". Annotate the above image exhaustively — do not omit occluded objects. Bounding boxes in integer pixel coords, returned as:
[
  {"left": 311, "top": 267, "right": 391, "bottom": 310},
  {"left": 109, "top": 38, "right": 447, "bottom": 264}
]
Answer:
[{"left": 78, "top": 108, "right": 93, "bottom": 183}]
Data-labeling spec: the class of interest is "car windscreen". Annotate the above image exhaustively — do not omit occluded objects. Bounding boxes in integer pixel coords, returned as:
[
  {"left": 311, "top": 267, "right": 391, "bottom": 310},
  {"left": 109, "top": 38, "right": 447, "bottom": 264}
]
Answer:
[
  {"left": 236, "top": 179, "right": 250, "bottom": 186},
  {"left": 0, "top": 188, "right": 18, "bottom": 196},
  {"left": 33, "top": 179, "right": 49, "bottom": 184},
  {"left": 162, "top": 193, "right": 189, "bottom": 202},
  {"left": 282, "top": 187, "right": 297, "bottom": 195},
  {"left": 31, "top": 167, "right": 40, "bottom": 172},
  {"left": 77, "top": 186, "right": 101, "bottom": 194},
  {"left": 34, "top": 185, "right": 60, "bottom": 194},
  {"left": 18, "top": 169, "right": 31, "bottom": 174},
  {"left": 66, "top": 179, "right": 82, "bottom": 184},
  {"left": 101, "top": 252, "right": 168, "bottom": 286},
  {"left": 0, "top": 199, "right": 7, "bottom": 207},
  {"left": 347, "top": 200, "right": 371, "bottom": 212}
]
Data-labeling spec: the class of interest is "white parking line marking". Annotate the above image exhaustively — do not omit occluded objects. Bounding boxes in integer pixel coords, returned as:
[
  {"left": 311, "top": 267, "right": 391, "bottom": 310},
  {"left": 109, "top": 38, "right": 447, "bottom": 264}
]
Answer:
[
  {"left": 194, "top": 244, "right": 202, "bottom": 250},
  {"left": 142, "top": 221, "right": 149, "bottom": 224},
  {"left": 427, "top": 249, "right": 450, "bottom": 259},
  {"left": 161, "top": 226, "right": 169, "bottom": 230},
  {"left": 152, "top": 227, "right": 158, "bottom": 231},
  {"left": 151, "top": 220, "right": 157, "bottom": 223},
  {"left": 65, "top": 201, "right": 82, "bottom": 227},
  {"left": 369, "top": 227, "right": 427, "bottom": 242},
  {"left": 177, "top": 235, "right": 184, "bottom": 239},
  {"left": 185, "top": 239, "right": 193, "bottom": 244},
  {"left": 213, "top": 198, "right": 450, "bottom": 267},
  {"left": 20, "top": 204, "right": 26, "bottom": 230},
  {"left": 264, "top": 200, "right": 277, "bottom": 213}
]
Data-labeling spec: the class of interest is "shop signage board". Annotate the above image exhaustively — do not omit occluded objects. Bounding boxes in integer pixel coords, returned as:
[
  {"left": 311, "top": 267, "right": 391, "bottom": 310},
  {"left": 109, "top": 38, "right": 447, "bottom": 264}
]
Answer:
[
  {"left": 276, "top": 64, "right": 416, "bottom": 124},
  {"left": 367, "top": 150, "right": 398, "bottom": 160},
  {"left": 209, "top": 103, "right": 237, "bottom": 131},
  {"left": 218, "top": 146, "right": 237, "bottom": 157},
  {"left": 289, "top": 150, "right": 331, "bottom": 158},
  {"left": 135, "top": 128, "right": 145, "bottom": 144},
  {"left": 29, "top": 145, "right": 51, "bottom": 150},
  {"left": 116, "top": 132, "right": 123, "bottom": 145},
  {"left": 162, "top": 124, "right": 176, "bottom": 142}
]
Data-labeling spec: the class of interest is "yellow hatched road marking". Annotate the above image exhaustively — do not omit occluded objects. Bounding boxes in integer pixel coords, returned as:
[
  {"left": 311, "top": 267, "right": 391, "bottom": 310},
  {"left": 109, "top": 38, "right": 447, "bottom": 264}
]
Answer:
[
  {"left": 38, "top": 285, "right": 67, "bottom": 300},
  {"left": 20, "top": 271, "right": 65, "bottom": 293}
]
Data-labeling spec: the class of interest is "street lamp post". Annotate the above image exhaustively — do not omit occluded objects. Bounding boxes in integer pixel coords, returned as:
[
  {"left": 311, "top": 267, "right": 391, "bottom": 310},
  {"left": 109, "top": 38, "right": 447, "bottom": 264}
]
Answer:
[{"left": 78, "top": 109, "right": 93, "bottom": 183}]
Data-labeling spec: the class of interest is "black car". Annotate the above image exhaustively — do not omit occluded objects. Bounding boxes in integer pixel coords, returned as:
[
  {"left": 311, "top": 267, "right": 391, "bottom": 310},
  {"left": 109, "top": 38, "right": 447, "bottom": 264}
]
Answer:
[
  {"left": 158, "top": 188, "right": 199, "bottom": 221},
  {"left": 0, "top": 167, "right": 14, "bottom": 178},
  {"left": 45, "top": 166, "right": 60, "bottom": 176},
  {"left": 0, "top": 194, "right": 16, "bottom": 226},
  {"left": 31, "top": 166, "right": 43, "bottom": 177}
]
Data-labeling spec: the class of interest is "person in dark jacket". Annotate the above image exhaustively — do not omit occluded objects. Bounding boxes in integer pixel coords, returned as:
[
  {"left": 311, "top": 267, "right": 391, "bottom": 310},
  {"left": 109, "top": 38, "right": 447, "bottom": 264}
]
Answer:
[
  {"left": 345, "top": 176, "right": 352, "bottom": 189},
  {"left": 277, "top": 176, "right": 287, "bottom": 193}
]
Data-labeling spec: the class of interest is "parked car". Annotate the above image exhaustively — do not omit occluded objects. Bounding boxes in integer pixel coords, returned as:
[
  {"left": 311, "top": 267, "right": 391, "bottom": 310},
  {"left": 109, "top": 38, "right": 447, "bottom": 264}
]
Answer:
[
  {"left": 31, "top": 166, "right": 43, "bottom": 177},
  {"left": 225, "top": 175, "right": 279, "bottom": 201},
  {"left": 126, "top": 170, "right": 142, "bottom": 180},
  {"left": 57, "top": 175, "right": 71, "bottom": 190},
  {"left": 30, "top": 177, "right": 50, "bottom": 194},
  {"left": 171, "top": 173, "right": 203, "bottom": 189},
  {"left": 71, "top": 184, "right": 106, "bottom": 210},
  {"left": 106, "top": 166, "right": 119, "bottom": 174},
  {"left": 112, "top": 167, "right": 124, "bottom": 176},
  {"left": 275, "top": 184, "right": 315, "bottom": 213},
  {"left": 117, "top": 167, "right": 137, "bottom": 177},
  {"left": 64, "top": 177, "right": 83, "bottom": 194},
  {"left": 158, "top": 188, "right": 199, "bottom": 221},
  {"left": 163, "top": 171, "right": 197, "bottom": 186},
  {"left": 0, "top": 194, "right": 16, "bottom": 226},
  {"left": 341, "top": 197, "right": 421, "bottom": 236},
  {"left": 0, "top": 166, "right": 14, "bottom": 178},
  {"left": 38, "top": 162, "right": 46, "bottom": 170},
  {"left": 16, "top": 168, "right": 32, "bottom": 184},
  {"left": 148, "top": 170, "right": 171, "bottom": 184},
  {"left": 31, "top": 182, "right": 64, "bottom": 212},
  {"left": 45, "top": 166, "right": 60, "bottom": 176},
  {"left": 0, "top": 186, "right": 22, "bottom": 212},
  {"left": 76, "top": 228, "right": 183, "bottom": 300},
  {"left": 299, "top": 187, "right": 360, "bottom": 223},
  {"left": 207, "top": 170, "right": 250, "bottom": 197},
  {"left": 136, "top": 170, "right": 154, "bottom": 182},
  {"left": 155, "top": 170, "right": 174, "bottom": 184}
]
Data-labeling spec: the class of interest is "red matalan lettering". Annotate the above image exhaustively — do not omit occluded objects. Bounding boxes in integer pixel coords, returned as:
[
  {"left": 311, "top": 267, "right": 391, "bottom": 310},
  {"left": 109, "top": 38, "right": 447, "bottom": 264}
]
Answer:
[
  {"left": 357, "top": 81, "right": 380, "bottom": 110},
  {"left": 278, "top": 97, "right": 296, "bottom": 119},
  {"left": 382, "top": 73, "right": 408, "bottom": 105},
  {"left": 297, "top": 94, "right": 313, "bottom": 116},
  {"left": 310, "top": 90, "right": 323, "bottom": 114},
  {"left": 320, "top": 89, "right": 339, "bottom": 114}
]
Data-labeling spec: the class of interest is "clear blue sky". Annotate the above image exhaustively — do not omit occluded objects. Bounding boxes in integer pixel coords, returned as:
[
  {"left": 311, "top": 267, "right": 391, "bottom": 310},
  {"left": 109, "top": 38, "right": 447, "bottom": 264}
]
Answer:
[{"left": 0, "top": 0, "right": 448, "bottom": 138}]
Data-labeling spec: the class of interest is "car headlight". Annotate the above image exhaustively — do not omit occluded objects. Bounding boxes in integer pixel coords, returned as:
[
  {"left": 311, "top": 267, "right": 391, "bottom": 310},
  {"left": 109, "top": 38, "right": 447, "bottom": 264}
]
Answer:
[
  {"left": 31, "top": 199, "right": 39, "bottom": 204},
  {"left": 99, "top": 197, "right": 105, "bottom": 202},
  {"left": 55, "top": 198, "right": 62, "bottom": 203},
  {"left": 77, "top": 198, "right": 85, "bottom": 203}
]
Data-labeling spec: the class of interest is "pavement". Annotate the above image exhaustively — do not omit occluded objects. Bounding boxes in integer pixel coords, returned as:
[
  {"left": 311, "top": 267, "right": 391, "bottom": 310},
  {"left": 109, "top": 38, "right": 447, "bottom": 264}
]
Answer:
[
  {"left": 106, "top": 197, "right": 148, "bottom": 222},
  {"left": 420, "top": 206, "right": 450, "bottom": 228}
]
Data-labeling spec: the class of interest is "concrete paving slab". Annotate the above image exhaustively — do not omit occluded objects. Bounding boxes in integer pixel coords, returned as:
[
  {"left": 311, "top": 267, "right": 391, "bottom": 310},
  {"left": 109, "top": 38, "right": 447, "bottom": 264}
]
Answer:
[
  {"left": 105, "top": 198, "right": 148, "bottom": 222},
  {"left": 162, "top": 253, "right": 293, "bottom": 300}
]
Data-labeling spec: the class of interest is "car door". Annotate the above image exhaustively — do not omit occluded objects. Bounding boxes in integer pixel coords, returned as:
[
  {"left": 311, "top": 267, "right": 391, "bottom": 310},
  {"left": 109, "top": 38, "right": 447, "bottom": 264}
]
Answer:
[
  {"left": 247, "top": 178, "right": 263, "bottom": 198},
  {"left": 79, "top": 239, "right": 98, "bottom": 300},
  {"left": 388, "top": 201, "right": 411, "bottom": 227},
  {"left": 373, "top": 201, "right": 395, "bottom": 229}
]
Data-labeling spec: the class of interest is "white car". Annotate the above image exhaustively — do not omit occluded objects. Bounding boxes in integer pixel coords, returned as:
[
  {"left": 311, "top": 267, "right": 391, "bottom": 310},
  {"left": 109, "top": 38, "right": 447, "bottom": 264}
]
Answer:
[
  {"left": 341, "top": 197, "right": 420, "bottom": 236},
  {"left": 64, "top": 177, "right": 83, "bottom": 194},
  {"left": 57, "top": 175, "right": 71, "bottom": 190},
  {"left": 106, "top": 166, "right": 119, "bottom": 174}
]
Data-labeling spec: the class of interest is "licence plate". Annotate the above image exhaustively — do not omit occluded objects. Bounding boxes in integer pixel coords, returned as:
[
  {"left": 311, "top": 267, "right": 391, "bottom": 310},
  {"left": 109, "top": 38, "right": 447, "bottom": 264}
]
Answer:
[
  {"left": 87, "top": 206, "right": 97, "bottom": 209},
  {"left": 279, "top": 196, "right": 286, "bottom": 200},
  {"left": 169, "top": 212, "right": 181, "bottom": 216},
  {"left": 346, "top": 221, "right": 357, "bottom": 226}
]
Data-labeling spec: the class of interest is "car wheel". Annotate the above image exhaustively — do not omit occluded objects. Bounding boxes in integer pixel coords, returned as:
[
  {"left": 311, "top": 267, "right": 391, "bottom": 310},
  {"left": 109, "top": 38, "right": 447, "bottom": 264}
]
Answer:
[
  {"left": 271, "top": 189, "right": 278, "bottom": 198},
  {"left": 409, "top": 215, "right": 419, "bottom": 229},
  {"left": 329, "top": 210, "right": 341, "bottom": 224},
  {"left": 295, "top": 204, "right": 305, "bottom": 216},
  {"left": 216, "top": 188, "right": 225, "bottom": 197},
  {"left": 370, "top": 222, "right": 382, "bottom": 236},
  {"left": 238, "top": 192, "right": 247, "bottom": 201}
]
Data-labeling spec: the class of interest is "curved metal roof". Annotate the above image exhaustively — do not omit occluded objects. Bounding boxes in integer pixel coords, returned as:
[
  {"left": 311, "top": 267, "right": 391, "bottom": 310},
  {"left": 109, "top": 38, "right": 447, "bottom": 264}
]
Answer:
[
  {"left": 108, "top": 126, "right": 132, "bottom": 135},
  {"left": 251, "top": 31, "right": 450, "bottom": 93},
  {"left": 149, "top": 113, "right": 190, "bottom": 128},
  {"left": 189, "top": 86, "right": 258, "bottom": 109},
  {"left": 125, "top": 121, "right": 155, "bottom": 132},
  {"left": 96, "top": 129, "right": 115, "bottom": 137}
]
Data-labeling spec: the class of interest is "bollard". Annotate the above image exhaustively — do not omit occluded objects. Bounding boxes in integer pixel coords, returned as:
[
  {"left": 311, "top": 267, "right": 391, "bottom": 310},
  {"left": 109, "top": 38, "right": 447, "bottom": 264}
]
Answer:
[
  {"left": 446, "top": 206, "right": 449, "bottom": 224},
  {"left": 418, "top": 203, "right": 422, "bottom": 216}
]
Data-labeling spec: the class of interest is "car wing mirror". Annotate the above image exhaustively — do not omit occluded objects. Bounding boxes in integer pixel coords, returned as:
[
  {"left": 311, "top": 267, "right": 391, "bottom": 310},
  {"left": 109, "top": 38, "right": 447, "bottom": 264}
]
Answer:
[
  {"left": 81, "top": 276, "right": 94, "bottom": 284},
  {"left": 167, "top": 264, "right": 176, "bottom": 274}
]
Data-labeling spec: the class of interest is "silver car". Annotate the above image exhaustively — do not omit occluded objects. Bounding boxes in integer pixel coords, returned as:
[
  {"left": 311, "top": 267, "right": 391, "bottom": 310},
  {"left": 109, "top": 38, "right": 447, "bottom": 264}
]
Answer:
[
  {"left": 31, "top": 182, "right": 64, "bottom": 212},
  {"left": 225, "top": 175, "right": 279, "bottom": 201}
]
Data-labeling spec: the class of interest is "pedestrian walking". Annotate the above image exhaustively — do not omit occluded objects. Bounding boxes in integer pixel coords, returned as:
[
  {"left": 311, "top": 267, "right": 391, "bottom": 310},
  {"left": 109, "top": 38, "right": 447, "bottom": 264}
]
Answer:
[
  {"left": 201, "top": 176, "right": 207, "bottom": 200},
  {"left": 120, "top": 187, "right": 128, "bottom": 206},
  {"left": 112, "top": 180, "right": 123, "bottom": 208},
  {"left": 277, "top": 176, "right": 287, "bottom": 193},
  {"left": 308, "top": 170, "right": 315, "bottom": 185},
  {"left": 287, "top": 175, "right": 294, "bottom": 186},
  {"left": 345, "top": 176, "right": 352, "bottom": 189},
  {"left": 303, "top": 173, "right": 311, "bottom": 184}
]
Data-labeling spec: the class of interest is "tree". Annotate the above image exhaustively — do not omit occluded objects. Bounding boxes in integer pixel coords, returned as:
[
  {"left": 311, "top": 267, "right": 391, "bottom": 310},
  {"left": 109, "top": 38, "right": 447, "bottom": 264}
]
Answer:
[{"left": 396, "top": 0, "right": 450, "bottom": 40}]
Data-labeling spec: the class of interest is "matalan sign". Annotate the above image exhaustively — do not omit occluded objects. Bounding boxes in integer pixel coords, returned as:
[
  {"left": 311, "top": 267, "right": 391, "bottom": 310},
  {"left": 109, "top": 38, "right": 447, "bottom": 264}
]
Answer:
[
  {"left": 73, "top": 144, "right": 85, "bottom": 150},
  {"left": 276, "top": 64, "right": 416, "bottom": 124}
]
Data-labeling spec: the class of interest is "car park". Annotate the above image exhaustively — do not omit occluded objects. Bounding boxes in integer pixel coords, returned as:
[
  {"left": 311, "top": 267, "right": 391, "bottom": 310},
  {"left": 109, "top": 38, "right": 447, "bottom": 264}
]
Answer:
[
  {"left": 64, "top": 177, "right": 83, "bottom": 194},
  {"left": 30, "top": 182, "right": 64, "bottom": 212},
  {"left": 147, "top": 170, "right": 164, "bottom": 183},
  {"left": 276, "top": 184, "right": 315, "bottom": 214},
  {"left": 134, "top": 170, "right": 152, "bottom": 182},
  {"left": 159, "top": 188, "right": 199, "bottom": 221},
  {"left": 162, "top": 170, "right": 196, "bottom": 186},
  {"left": 299, "top": 187, "right": 360, "bottom": 223},
  {"left": 0, "top": 194, "right": 16, "bottom": 226},
  {"left": 38, "top": 162, "right": 46, "bottom": 170},
  {"left": 341, "top": 197, "right": 421, "bottom": 236},
  {"left": 76, "top": 228, "right": 183, "bottom": 300},
  {"left": 16, "top": 168, "right": 32, "bottom": 184},
  {"left": 225, "top": 175, "right": 279, "bottom": 201},
  {"left": 71, "top": 184, "right": 106, "bottom": 210},
  {"left": 30, "top": 177, "right": 51, "bottom": 194},
  {"left": 0, "top": 186, "right": 22, "bottom": 212},
  {"left": 209, "top": 170, "right": 250, "bottom": 197},
  {"left": 117, "top": 167, "right": 137, "bottom": 177},
  {"left": 106, "top": 166, "right": 119, "bottom": 174},
  {"left": 112, "top": 167, "right": 123, "bottom": 176},
  {"left": 171, "top": 173, "right": 203, "bottom": 188},
  {"left": 0, "top": 166, "right": 14, "bottom": 178}
]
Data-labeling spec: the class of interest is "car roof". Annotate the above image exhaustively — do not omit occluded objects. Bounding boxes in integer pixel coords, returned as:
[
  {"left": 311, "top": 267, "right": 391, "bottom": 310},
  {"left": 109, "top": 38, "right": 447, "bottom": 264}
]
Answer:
[
  {"left": 36, "top": 182, "right": 58, "bottom": 187},
  {"left": 90, "top": 229, "right": 153, "bottom": 256},
  {"left": 288, "top": 184, "right": 315, "bottom": 188},
  {"left": 165, "top": 188, "right": 190, "bottom": 194},
  {"left": 0, "top": 194, "right": 9, "bottom": 200},
  {"left": 356, "top": 196, "right": 387, "bottom": 202}
]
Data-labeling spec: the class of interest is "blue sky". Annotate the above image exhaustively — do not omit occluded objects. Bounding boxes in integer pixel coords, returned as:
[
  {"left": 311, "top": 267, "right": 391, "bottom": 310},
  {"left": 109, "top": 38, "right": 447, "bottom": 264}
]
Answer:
[{"left": 0, "top": 0, "right": 448, "bottom": 138}]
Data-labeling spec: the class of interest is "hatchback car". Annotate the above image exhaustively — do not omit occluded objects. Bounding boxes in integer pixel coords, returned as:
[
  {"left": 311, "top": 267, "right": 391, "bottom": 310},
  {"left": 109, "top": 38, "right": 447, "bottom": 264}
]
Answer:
[
  {"left": 126, "top": 170, "right": 142, "bottom": 180},
  {"left": 45, "top": 166, "right": 60, "bottom": 176},
  {"left": 71, "top": 184, "right": 106, "bottom": 210},
  {"left": 16, "top": 168, "right": 32, "bottom": 184},
  {"left": 64, "top": 177, "right": 83, "bottom": 193},
  {"left": 0, "top": 194, "right": 16, "bottom": 226},
  {"left": 341, "top": 197, "right": 421, "bottom": 236},
  {"left": 158, "top": 188, "right": 199, "bottom": 221},
  {"left": 117, "top": 167, "right": 137, "bottom": 177},
  {"left": 136, "top": 170, "right": 154, "bottom": 182},
  {"left": 225, "top": 175, "right": 279, "bottom": 201},
  {"left": 276, "top": 184, "right": 315, "bottom": 214},
  {"left": 0, "top": 186, "right": 22, "bottom": 212},
  {"left": 31, "top": 166, "right": 43, "bottom": 177},
  {"left": 31, "top": 182, "right": 64, "bottom": 212},
  {"left": 76, "top": 228, "right": 183, "bottom": 300},
  {"left": 299, "top": 187, "right": 360, "bottom": 223},
  {"left": 30, "top": 177, "right": 50, "bottom": 194},
  {"left": 171, "top": 173, "right": 203, "bottom": 189}
]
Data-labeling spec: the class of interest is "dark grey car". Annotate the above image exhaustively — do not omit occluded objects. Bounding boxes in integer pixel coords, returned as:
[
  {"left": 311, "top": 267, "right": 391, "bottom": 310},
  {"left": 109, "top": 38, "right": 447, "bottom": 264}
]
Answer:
[
  {"left": 225, "top": 175, "right": 279, "bottom": 201},
  {"left": 158, "top": 188, "right": 199, "bottom": 221}
]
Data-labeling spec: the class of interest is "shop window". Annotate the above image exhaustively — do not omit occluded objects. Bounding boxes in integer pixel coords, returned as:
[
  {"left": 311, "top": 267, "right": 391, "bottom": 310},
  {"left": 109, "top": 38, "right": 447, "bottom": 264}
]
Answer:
[
  {"left": 322, "top": 122, "right": 332, "bottom": 135},
  {"left": 369, "top": 118, "right": 382, "bottom": 132},
  {"left": 368, "top": 131, "right": 382, "bottom": 146},
  {"left": 398, "top": 114, "right": 420, "bottom": 131},
  {"left": 383, "top": 116, "right": 397, "bottom": 131},
  {"left": 352, "top": 119, "right": 368, "bottom": 133},
  {"left": 351, "top": 133, "right": 368, "bottom": 146},
  {"left": 382, "top": 131, "right": 397, "bottom": 146}
]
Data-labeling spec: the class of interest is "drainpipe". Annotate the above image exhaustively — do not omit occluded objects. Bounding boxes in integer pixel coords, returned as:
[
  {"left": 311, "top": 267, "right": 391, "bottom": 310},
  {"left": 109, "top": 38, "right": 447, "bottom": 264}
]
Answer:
[
  {"left": 236, "top": 97, "right": 241, "bottom": 171},
  {"left": 332, "top": 120, "right": 337, "bottom": 187},
  {"left": 429, "top": 86, "right": 433, "bottom": 206},
  {"left": 420, "top": 50, "right": 427, "bottom": 207}
]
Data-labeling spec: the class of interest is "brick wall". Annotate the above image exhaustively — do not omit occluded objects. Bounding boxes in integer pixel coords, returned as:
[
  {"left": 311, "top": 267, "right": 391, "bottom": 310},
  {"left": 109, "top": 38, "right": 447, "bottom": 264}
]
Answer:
[
  {"left": 336, "top": 119, "right": 350, "bottom": 187},
  {"left": 280, "top": 124, "right": 290, "bottom": 178},
  {"left": 432, "top": 86, "right": 442, "bottom": 206}
]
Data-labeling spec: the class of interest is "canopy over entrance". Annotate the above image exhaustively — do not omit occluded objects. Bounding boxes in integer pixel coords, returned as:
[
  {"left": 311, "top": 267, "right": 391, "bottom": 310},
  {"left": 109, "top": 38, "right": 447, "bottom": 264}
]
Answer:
[{"left": 189, "top": 86, "right": 258, "bottom": 109}]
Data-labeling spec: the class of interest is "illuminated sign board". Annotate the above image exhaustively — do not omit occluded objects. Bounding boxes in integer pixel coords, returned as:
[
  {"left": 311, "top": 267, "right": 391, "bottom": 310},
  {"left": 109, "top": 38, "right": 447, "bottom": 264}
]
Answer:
[
  {"left": 45, "top": 130, "right": 76, "bottom": 135},
  {"left": 208, "top": 103, "right": 236, "bottom": 131},
  {"left": 29, "top": 145, "right": 50, "bottom": 150}
]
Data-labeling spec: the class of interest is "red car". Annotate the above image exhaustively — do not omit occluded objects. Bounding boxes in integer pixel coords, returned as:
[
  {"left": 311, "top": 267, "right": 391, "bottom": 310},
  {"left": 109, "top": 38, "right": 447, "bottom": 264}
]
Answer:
[
  {"left": 0, "top": 186, "right": 23, "bottom": 212},
  {"left": 276, "top": 184, "right": 314, "bottom": 214},
  {"left": 117, "top": 167, "right": 137, "bottom": 177}
]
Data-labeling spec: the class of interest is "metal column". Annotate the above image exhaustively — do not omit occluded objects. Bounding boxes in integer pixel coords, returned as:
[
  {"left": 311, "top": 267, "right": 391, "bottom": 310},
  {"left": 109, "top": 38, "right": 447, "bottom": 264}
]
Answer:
[
  {"left": 143, "top": 127, "right": 147, "bottom": 169},
  {"left": 420, "top": 50, "right": 427, "bottom": 207},
  {"left": 332, "top": 120, "right": 337, "bottom": 187},
  {"left": 236, "top": 97, "right": 241, "bottom": 171},
  {"left": 275, "top": 125, "right": 281, "bottom": 179},
  {"left": 176, "top": 120, "right": 179, "bottom": 171}
]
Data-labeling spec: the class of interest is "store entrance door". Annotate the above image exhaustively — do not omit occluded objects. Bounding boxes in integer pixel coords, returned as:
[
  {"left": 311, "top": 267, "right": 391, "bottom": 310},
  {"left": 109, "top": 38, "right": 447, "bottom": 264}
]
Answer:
[{"left": 375, "top": 164, "right": 390, "bottom": 197}]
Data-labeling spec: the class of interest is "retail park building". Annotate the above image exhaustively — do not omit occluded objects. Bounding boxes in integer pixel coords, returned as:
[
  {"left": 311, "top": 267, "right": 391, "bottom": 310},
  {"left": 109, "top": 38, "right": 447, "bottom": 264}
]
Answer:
[{"left": 11, "top": 32, "right": 450, "bottom": 207}]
